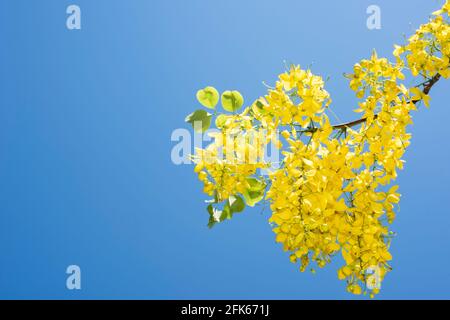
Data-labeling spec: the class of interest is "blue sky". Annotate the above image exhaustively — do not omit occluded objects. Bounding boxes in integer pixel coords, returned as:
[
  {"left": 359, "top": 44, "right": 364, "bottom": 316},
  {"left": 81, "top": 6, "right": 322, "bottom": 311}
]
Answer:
[{"left": 0, "top": 0, "right": 449, "bottom": 299}]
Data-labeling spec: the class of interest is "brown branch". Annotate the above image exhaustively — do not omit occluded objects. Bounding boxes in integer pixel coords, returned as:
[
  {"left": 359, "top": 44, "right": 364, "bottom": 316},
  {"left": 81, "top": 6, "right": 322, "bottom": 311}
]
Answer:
[{"left": 330, "top": 73, "right": 442, "bottom": 131}]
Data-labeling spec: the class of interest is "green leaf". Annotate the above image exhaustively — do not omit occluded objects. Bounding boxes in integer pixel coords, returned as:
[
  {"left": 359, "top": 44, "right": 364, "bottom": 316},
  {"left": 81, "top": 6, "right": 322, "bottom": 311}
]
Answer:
[
  {"left": 229, "top": 195, "right": 245, "bottom": 213},
  {"left": 252, "top": 98, "right": 268, "bottom": 115},
  {"left": 220, "top": 202, "right": 233, "bottom": 221},
  {"left": 255, "top": 99, "right": 264, "bottom": 109},
  {"left": 221, "top": 90, "right": 244, "bottom": 112},
  {"left": 196, "top": 86, "right": 219, "bottom": 109},
  {"left": 207, "top": 204, "right": 213, "bottom": 214},
  {"left": 242, "top": 178, "right": 266, "bottom": 207},
  {"left": 242, "top": 189, "right": 264, "bottom": 207},
  {"left": 205, "top": 195, "right": 247, "bottom": 228},
  {"left": 207, "top": 218, "right": 216, "bottom": 229},
  {"left": 206, "top": 202, "right": 233, "bottom": 228},
  {"left": 185, "top": 109, "right": 212, "bottom": 133},
  {"left": 246, "top": 177, "right": 266, "bottom": 192},
  {"left": 207, "top": 204, "right": 221, "bottom": 228},
  {"left": 207, "top": 204, "right": 217, "bottom": 228}
]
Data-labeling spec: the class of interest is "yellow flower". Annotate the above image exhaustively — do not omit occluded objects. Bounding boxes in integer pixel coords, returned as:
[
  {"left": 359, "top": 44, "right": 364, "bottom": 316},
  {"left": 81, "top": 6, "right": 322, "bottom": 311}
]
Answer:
[
  {"left": 410, "top": 87, "right": 431, "bottom": 107},
  {"left": 188, "top": 0, "right": 450, "bottom": 297}
]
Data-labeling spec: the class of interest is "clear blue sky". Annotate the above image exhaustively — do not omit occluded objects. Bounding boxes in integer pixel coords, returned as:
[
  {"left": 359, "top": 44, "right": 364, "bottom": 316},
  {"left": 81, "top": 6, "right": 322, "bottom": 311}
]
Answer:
[{"left": 0, "top": 0, "right": 449, "bottom": 299}]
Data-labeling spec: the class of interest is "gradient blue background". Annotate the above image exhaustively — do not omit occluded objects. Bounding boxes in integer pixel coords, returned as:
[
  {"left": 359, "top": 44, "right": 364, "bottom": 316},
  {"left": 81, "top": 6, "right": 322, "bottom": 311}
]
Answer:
[{"left": 1, "top": 0, "right": 449, "bottom": 299}]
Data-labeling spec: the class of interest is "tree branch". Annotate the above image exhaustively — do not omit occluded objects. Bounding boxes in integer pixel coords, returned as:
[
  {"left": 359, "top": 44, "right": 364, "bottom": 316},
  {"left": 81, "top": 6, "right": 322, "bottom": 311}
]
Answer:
[{"left": 330, "top": 73, "right": 442, "bottom": 131}]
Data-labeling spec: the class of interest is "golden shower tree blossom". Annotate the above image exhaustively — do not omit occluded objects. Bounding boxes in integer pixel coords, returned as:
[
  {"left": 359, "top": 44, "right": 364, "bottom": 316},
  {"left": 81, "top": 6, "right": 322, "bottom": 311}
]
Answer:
[{"left": 185, "top": 1, "right": 450, "bottom": 297}]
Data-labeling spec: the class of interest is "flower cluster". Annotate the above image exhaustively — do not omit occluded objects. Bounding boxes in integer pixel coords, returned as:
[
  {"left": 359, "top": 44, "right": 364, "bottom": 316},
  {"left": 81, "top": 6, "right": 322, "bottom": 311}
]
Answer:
[
  {"left": 186, "top": 1, "right": 450, "bottom": 296},
  {"left": 394, "top": 5, "right": 450, "bottom": 79},
  {"left": 192, "top": 112, "right": 269, "bottom": 201},
  {"left": 253, "top": 66, "right": 332, "bottom": 128}
]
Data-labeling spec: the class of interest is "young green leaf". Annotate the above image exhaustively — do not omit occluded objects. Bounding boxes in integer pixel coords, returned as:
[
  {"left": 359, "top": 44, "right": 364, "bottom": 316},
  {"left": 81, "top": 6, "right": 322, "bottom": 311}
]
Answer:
[
  {"left": 242, "top": 189, "right": 264, "bottom": 207},
  {"left": 206, "top": 201, "right": 235, "bottom": 228},
  {"left": 207, "top": 204, "right": 220, "bottom": 228},
  {"left": 242, "top": 178, "right": 265, "bottom": 207},
  {"left": 185, "top": 109, "right": 212, "bottom": 133},
  {"left": 221, "top": 90, "right": 244, "bottom": 112},
  {"left": 220, "top": 202, "right": 233, "bottom": 220},
  {"left": 229, "top": 195, "right": 245, "bottom": 213},
  {"left": 196, "top": 86, "right": 219, "bottom": 109},
  {"left": 246, "top": 177, "right": 266, "bottom": 191}
]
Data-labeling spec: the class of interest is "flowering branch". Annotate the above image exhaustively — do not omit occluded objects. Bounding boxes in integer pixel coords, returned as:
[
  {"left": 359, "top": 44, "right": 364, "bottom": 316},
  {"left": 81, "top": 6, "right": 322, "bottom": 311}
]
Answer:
[{"left": 331, "top": 73, "right": 442, "bottom": 131}]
